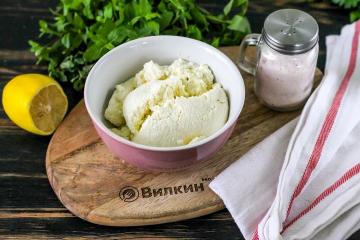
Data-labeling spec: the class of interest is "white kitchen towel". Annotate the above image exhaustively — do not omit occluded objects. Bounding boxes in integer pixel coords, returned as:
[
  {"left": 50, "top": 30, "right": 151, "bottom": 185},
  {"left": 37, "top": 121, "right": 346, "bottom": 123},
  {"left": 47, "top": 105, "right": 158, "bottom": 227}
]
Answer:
[{"left": 210, "top": 20, "right": 360, "bottom": 240}]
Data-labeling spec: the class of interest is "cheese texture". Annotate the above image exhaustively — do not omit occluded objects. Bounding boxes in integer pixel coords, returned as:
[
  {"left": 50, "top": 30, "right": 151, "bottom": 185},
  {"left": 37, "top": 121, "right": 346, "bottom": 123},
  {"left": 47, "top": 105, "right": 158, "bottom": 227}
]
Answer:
[{"left": 104, "top": 59, "right": 229, "bottom": 147}]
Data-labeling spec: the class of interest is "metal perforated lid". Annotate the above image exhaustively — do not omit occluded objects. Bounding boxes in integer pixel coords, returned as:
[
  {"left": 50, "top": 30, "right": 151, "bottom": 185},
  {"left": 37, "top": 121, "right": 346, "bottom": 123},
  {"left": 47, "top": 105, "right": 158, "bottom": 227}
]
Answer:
[{"left": 262, "top": 9, "right": 319, "bottom": 54}]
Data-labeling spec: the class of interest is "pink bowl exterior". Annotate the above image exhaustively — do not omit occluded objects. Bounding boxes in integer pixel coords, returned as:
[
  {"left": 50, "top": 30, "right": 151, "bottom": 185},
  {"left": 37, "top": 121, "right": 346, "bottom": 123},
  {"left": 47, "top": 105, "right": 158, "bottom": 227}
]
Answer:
[{"left": 93, "top": 121, "right": 236, "bottom": 171}]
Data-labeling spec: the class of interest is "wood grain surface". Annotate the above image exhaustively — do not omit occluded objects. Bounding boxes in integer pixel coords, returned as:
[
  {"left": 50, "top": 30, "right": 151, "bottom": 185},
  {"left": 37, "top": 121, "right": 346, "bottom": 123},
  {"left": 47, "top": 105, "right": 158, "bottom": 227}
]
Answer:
[
  {"left": 1, "top": 0, "right": 360, "bottom": 239},
  {"left": 46, "top": 46, "right": 323, "bottom": 226}
]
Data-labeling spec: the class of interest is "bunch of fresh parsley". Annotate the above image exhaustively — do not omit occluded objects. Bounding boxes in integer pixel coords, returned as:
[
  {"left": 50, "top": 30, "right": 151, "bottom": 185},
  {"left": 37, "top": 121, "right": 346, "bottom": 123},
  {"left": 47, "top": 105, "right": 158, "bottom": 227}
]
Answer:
[
  {"left": 330, "top": 0, "right": 360, "bottom": 21},
  {"left": 29, "top": 0, "right": 250, "bottom": 91}
]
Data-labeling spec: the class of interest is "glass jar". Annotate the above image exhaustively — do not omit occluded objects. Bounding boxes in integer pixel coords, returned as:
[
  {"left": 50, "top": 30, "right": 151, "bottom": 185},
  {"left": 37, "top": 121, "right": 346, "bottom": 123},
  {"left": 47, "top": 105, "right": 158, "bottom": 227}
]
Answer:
[{"left": 238, "top": 9, "right": 319, "bottom": 111}]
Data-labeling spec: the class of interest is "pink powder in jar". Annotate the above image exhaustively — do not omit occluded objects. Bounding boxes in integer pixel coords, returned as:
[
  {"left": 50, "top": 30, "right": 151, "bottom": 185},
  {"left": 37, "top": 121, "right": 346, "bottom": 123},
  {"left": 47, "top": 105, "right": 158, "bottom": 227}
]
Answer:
[
  {"left": 238, "top": 9, "right": 320, "bottom": 111},
  {"left": 255, "top": 43, "right": 319, "bottom": 111}
]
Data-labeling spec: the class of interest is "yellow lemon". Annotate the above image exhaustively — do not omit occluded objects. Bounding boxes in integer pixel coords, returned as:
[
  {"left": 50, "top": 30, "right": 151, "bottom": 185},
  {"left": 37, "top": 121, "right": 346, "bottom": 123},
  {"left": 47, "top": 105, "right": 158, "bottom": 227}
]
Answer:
[{"left": 2, "top": 74, "right": 68, "bottom": 135}]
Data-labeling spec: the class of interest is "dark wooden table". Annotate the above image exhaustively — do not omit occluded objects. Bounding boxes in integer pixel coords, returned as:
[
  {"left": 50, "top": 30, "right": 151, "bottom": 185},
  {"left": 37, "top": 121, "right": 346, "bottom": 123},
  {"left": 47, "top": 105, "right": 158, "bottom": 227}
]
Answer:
[{"left": 0, "top": 0, "right": 359, "bottom": 239}]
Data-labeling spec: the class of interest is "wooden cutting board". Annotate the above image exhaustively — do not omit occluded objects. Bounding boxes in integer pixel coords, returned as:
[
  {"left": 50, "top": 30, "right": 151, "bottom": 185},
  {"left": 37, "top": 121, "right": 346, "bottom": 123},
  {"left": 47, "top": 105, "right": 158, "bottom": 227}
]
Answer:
[{"left": 46, "top": 46, "right": 323, "bottom": 226}]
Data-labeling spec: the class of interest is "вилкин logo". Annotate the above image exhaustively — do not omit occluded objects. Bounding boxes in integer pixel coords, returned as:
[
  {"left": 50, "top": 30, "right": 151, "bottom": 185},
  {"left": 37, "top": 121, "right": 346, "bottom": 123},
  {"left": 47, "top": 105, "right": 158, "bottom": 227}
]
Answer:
[
  {"left": 119, "top": 186, "right": 139, "bottom": 202},
  {"left": 119, "top": 181, "right": 208, "bottom": 202}
]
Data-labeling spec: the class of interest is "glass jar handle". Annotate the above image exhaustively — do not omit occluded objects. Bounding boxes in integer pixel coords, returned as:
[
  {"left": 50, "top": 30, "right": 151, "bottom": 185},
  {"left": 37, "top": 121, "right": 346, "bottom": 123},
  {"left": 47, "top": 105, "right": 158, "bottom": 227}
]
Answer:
[{"left": 237, "top": 34, "right": 261, "bottom": 76}]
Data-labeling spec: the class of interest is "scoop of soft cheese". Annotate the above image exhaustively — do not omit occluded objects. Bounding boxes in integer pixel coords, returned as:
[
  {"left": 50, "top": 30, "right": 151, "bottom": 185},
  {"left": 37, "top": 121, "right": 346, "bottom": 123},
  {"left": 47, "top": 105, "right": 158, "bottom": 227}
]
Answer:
[
  {"left": 126, "top": 82, "right": 228, "bottom": 147},
  {"left": 123, "top": 76, "right": 188, "bottom": 133},
  {"left": 105, "top": 59, "right": 229, "bottom": 147}
]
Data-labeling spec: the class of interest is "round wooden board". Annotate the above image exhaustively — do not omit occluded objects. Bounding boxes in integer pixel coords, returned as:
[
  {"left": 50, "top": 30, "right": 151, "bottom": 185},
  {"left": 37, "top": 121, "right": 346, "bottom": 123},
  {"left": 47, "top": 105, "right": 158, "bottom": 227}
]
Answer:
[{"left": 46, "top": 46, "right": 323, "bottom": 226}]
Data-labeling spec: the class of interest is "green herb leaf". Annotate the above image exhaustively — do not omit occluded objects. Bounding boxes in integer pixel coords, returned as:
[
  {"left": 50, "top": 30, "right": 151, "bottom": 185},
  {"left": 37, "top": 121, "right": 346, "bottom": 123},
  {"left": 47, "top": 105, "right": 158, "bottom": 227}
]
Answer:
[
  {"left": 61, "top": 33, "right": 71, "bottom": 48},
  {"left": 60, "top": 59, "right": 75, "bottom": 69},
  {"left": 104, "top": 3, "right": 113, "bottom": 19},
  {"left": 350, "top": 9, "right": 360, "bottom": 21},
  {"left": 211, "top": 37, "right": 220, "bottom": 47},
  {"left": 108, "top": 26, "right": 128, "bottom": 44},
  {"left": 73, "top": 13, "right": 85, "bottom": 29},
  {"left": 146, "top": 21, "right": 160, "bottom": 35},
  {"left": 190, "top": 7, "right": 208, "bottom": 27},
  {"left": 84, "top": 42, "right": 107, "bottom": 62},
  {"left": 224, "top": 0, "right": 247, "bottom": 16},
  {"left": 187, "top": 25, "right": 202, "bottom": 40},
  {"left": 158, "top": 10, "right": 174, "bottom": 30},
  {"left": 228, "top": 15, "right": 251, "bottom": 33}
]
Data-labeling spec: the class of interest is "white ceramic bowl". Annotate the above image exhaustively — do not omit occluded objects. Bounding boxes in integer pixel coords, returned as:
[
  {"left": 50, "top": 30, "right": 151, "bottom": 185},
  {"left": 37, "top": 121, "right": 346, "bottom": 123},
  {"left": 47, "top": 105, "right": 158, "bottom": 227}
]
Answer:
[{"left": 84, "top": 36, "right": 245, "bottom": 171}]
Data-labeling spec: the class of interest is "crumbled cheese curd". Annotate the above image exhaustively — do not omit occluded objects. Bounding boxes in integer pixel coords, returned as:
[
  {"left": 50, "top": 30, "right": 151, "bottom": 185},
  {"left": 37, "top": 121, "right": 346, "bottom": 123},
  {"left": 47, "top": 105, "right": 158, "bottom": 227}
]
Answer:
[{"left": 104, "top": 59, "right": 229, "bottom": 147}]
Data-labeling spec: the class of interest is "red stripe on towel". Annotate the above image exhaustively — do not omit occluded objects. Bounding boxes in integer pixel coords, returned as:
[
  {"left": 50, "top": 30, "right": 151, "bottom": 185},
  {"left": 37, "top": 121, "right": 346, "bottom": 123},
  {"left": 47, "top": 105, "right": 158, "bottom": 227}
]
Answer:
[
  {"left": 282, "top": 163, "right": 360, "bottom": 232},
  {"left": 252, "top": 229, "right": 259, "bottom": 240},
  {"left": 284, "top": 20, "right": 360, "bottom": 222}
]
